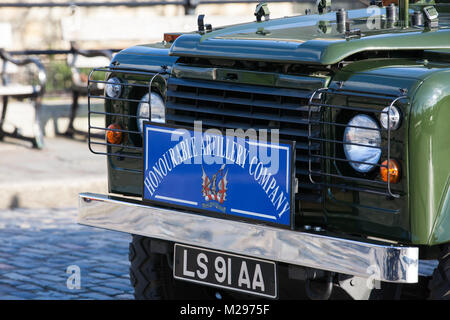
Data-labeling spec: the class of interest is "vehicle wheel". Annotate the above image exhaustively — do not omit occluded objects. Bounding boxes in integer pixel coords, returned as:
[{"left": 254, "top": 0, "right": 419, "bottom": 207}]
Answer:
[
  {"left": 128, "top": 235, "right": 213, "bottom": 300},
  {"left": 428, "top": 243, "right": 450, "bottom": 300}
]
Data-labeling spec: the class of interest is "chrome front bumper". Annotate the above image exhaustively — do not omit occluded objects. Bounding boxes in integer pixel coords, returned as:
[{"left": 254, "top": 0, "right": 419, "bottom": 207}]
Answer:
[{"left": 78, "top": 192, "right": 419, "bottom": 283}]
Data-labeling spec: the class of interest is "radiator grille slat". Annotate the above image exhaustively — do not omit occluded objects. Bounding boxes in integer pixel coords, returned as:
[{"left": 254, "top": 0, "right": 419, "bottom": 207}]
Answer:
[
  {"left": 166, "top": 112, "right": 318, "bottom": 138},
  {"left": 166, "top": 101, "right": 311, "bottom": 125},
  {"left": 166, "top": 76, "right": 324, "bottom": 205},
  {"left": 166, "top": 89, "right": 310, "bottom": 112},
  {"left": 169, "top": 77, "right": 312, "bottom": 99}
]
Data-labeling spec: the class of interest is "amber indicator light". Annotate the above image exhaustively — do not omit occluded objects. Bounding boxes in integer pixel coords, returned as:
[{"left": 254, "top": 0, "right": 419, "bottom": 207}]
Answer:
[
  {"left": 164, "top": 33, "right": 182, "bottom": 43},
  {"left": 380, "top": 159, "right": 400, "bottom": 184},
  {"left": 106, "top": 123, "right": 123, "bottom": 145}
]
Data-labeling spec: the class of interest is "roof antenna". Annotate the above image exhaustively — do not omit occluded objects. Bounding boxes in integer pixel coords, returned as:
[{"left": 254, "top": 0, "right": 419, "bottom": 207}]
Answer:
[
  {"left": 197, "top": 14, "right": 212, "bottom": 34},
  {"left": 255, "top": 3, "right": 270, "bottom": 22},
  {"left": 198, "top": 14, "right": 205, "bottom": 33},
  {"left": 399, "top": 0, "right": 409, "bottom": 28}
]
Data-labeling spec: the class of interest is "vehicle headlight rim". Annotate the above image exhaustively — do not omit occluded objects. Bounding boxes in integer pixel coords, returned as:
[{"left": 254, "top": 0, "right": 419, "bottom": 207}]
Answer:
[
  {"left": 379, "top": 105, "right": 401, "bottom": 131},
  {"left": 105, "top": 77, "right": 122, "bottom": 98},
  {"left": 343, "top": 114, "right": 382, "bottom": 173},
  {"left": 137, "top": 91, "right": 166, "bottom": 134}
]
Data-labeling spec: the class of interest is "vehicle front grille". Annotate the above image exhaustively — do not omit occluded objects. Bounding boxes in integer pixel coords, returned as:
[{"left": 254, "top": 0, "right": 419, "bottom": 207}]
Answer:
[
  {"left": 87, "top": 66, "right": 407, "bottom": 220},
  {"left": 165, "top": 77, "right": 324, "bottom": 206}
]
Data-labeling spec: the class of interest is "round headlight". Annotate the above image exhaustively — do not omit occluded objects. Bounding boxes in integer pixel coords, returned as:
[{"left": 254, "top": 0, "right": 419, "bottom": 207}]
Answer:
[
  {"left": 379, "top": 106, "right": 401, "bottom": 130},
  {"left": 343, "top": 114, "right": 382, "bottom": 173},
  {"left": 105, "top": 77, "right": 122, "bottom": 98},
  {"left": 137, "top": 92, "right": 166, "bottom": 133}
]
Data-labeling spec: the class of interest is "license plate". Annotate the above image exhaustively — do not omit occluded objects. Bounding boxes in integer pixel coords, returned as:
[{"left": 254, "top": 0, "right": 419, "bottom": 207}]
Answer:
[
  {"left": 142, "top": 122, "right": 295, "bottom": 228},
  {"left": 173, "top": 244, "right": 277, "bottom": 299}
]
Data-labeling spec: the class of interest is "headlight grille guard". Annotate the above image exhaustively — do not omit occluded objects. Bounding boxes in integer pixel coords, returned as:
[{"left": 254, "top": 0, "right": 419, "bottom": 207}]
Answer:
[
  {"left": 87, "top": 67, "right": 166, "bottom": 164},
  {"left": 307, "top": 88, "right": 408, "bottom": 199}
]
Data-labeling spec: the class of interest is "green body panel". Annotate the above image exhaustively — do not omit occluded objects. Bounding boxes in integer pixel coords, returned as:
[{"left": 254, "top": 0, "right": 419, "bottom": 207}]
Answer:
[
  {"left": 409, "top": 69, "right": 450, "bottom": 245},
  {"left": 105, "top": 6, "right": 450, "bottom": 246}
]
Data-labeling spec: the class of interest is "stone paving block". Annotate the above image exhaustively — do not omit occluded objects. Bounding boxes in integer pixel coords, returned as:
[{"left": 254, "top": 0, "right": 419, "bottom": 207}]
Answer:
[
  {"left": 0, "top": 263, "right": 15, "bottom": 270},
  {"left": 11, "top": 269, "right": 38, "bottom": 276},
  {"left": 28, "top": 243, "right": 62, "bottom": 251},
  {"left": 91, "top": 255, "right": 125, "bottom": 264},
  {"left": 23, "top": 278, "right": 58, "bottom": 289},
  {"left": 0, "top": 278, "right": 20, "bottom": 287},
  {"left": 59, "top": 243, "right": 86, "bottom": 251},
  {"left": 8, "top": 259, "right": 37, "bottom": 269},
  {"left": 0, "top": 295, "right": 26, "bottom": 300},
  {"left": 33, "top": 290, "right": 73, "bottom": 300},
  {"left": 46, "top": 257, "right": 75, "bottom": 265},
  {"left": 30, "top": 267, "right": 55, "bottom": 274},
  {"left": 102, "top": 281, "right": 133, "bottom": 292},
  {"left": 36, "top": 274, "right": 65, "bottom": 283},
  {"left": 21, "top": 248, "right": 53, "bottom": 256},
  {"left": 2, "top": 272, "right": 30, "bottom": 282},
  {"left": 32, "top": 296, "right": 62, "bottom": 300},
  {"left": 89, "top": 272, "right": 116, "bottom": 280},
  {"left": 0, "top": 247, "right": 21, "bottom": 254},
  {"left": 91, "top": 267, "right": 128, "bottom": 277},
  {"left": 15, "top": 251, "right": 43, "bottom": 260},
  {"left": 90, "top": 286, "right": 123, "bottom": 296},
  {"left": 16, "top": 284, "right": 43, "bottom": 291},
  {"left": 56, "top": 285, "right": 87, "bottom": 295},
  {"left": 4, "top": 290, "right": 35, "bottom": 299},
  {"left": 0, "top": 283, "right": 15, "bottom": 293},
  {"left": 81, "top": 277, "right": 110, "bottom": 286}
]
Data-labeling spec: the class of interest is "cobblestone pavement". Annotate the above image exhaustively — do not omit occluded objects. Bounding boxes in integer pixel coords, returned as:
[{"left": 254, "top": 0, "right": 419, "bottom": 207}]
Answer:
[{"left": 0, "top": 207, "right": 134, "bottom": 300}]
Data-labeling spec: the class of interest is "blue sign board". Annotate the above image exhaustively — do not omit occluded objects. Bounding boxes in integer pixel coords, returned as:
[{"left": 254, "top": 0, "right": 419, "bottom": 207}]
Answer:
[{"left": 142, "top": 122, "right": 295, "bottom": 228}]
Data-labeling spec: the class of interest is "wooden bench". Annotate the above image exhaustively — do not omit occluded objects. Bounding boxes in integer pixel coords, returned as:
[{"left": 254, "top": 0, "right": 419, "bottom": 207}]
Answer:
[
  {"left": 0, "top": 23, "right": 47, "bottom": 148},
  {"left": 63, "top": 42, "right": 112, "bottom": 137}
]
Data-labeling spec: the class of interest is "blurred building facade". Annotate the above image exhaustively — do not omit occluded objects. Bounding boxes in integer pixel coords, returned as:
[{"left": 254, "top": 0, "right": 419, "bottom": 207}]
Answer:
[{"left": 0, "top": 0, "right": 366, "bottom": 51}]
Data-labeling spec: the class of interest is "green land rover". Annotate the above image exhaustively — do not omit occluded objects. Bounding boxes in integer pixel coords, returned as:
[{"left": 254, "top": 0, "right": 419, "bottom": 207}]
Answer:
[{"left": 78, "top": 0, "right": 450, "bottom": 300}]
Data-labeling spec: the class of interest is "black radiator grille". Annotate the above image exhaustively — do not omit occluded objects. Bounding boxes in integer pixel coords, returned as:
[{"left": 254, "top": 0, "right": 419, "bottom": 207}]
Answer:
[{"left": 165, "top": 77, "right": 324, "bottom": 204}]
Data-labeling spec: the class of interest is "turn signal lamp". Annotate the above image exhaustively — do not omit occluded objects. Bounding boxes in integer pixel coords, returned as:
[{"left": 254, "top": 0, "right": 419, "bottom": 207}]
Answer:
[
  {"left": 164, "top": 33, "right": 182, "bottom": 43},
  {"left": 106, "top": 123, "right": 123, "bottom": 145},
  {"left": 380, "top": 159, "right": 400, "bottom": 184}
]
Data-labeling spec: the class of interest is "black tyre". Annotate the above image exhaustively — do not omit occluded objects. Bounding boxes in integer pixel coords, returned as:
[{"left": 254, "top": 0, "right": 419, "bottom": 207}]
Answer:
[
  {"left": 128, "top": 235, "right": 213, "bottom": 300},
  {"left": 428, "top": 243, "right": 450, "bottom": 300}
]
